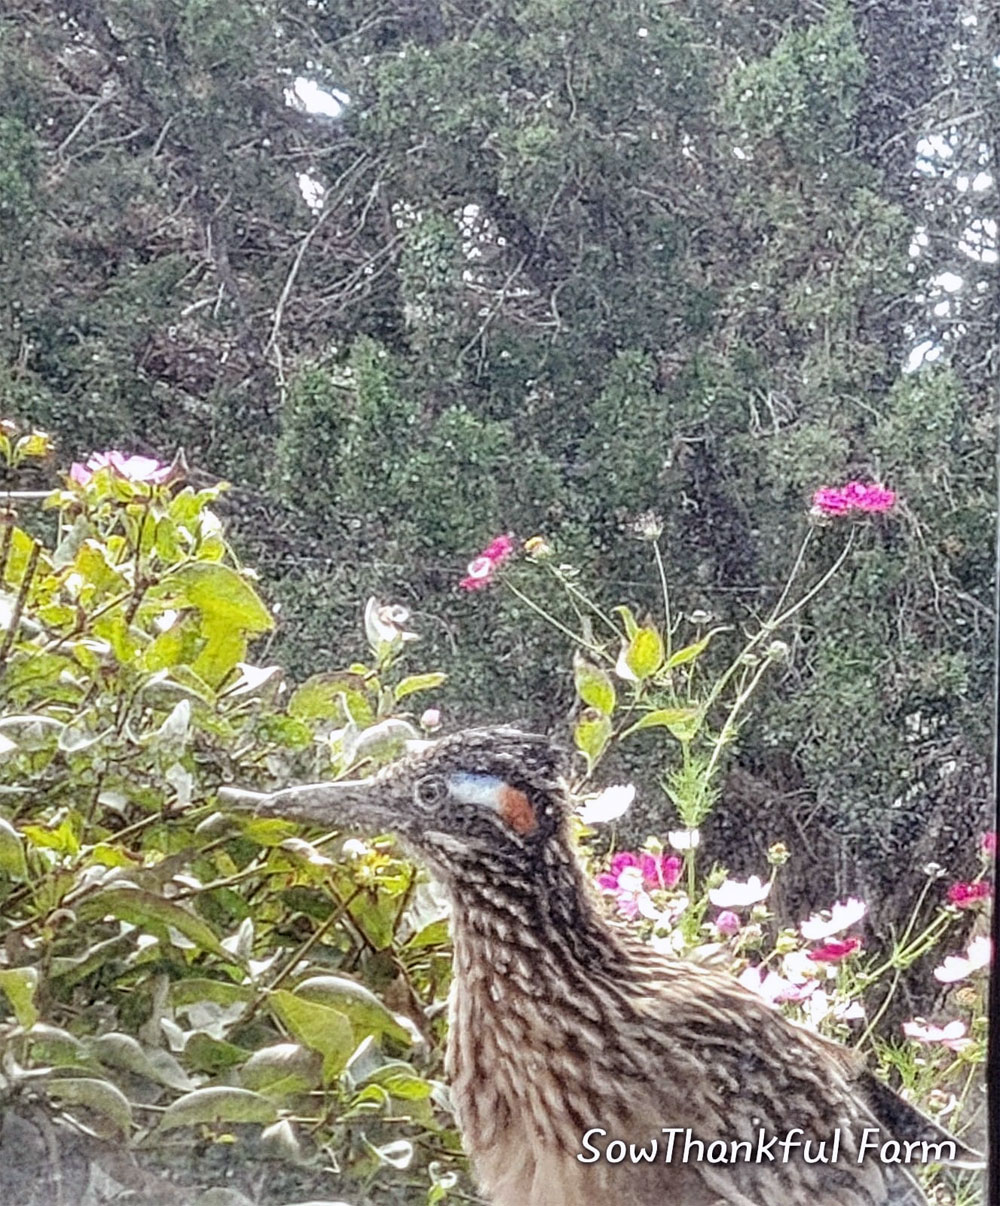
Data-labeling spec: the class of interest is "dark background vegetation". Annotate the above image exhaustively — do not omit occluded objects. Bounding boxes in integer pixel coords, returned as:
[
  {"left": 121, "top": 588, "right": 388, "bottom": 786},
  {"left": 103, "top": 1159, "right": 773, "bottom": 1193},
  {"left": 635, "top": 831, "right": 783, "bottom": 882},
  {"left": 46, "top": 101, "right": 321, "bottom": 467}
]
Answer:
[{"left": 2, "top": 0, "right": 997, "bottom": 920}]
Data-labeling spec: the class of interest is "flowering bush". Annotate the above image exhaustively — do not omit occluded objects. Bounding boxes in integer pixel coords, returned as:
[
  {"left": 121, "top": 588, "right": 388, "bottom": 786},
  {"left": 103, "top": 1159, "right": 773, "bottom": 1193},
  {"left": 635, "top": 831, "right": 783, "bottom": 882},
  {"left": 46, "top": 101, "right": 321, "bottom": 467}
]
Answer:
[{"left": 0, "top": 430, "right": 468, "bottom": 1204}]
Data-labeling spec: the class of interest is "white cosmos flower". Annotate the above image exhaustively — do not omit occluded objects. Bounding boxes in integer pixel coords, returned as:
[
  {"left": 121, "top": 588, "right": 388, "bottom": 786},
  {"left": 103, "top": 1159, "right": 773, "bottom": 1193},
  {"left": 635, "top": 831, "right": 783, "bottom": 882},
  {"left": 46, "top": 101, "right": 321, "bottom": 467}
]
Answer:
[
  {"left": 933, "top": 935, "right": 992, "bottom": 983},
  {"left": 708, "top": 875, "right": 771, "bottom": 909},
  {"left": 577, "top": 783, "right": 635, "bottom": 824},
  {"left": 800, "top": 897, "right": 867, "bottom": 941}
]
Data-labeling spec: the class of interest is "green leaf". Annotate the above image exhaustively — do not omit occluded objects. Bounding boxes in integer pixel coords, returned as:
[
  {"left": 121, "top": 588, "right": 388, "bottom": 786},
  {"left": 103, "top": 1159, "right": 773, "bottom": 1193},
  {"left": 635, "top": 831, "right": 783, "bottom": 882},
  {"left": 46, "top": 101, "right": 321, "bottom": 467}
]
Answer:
[
  {"left": 666, "top": 633, "right": 713, "bottom": 669},
  {"left": 239, "top": 1043, "right": 323, "bottom": 1095},
  {"left": 269, "top": 988, "right": 356, "bottom": 1082},
  {"left": 80, "top": 887, "right": 234, "bottom": 962},
  {"left": 287, "top": 673, "right": 372, "bottom": 724},
  {"left": 573, "top": 655, "right": 616, "bottom": 717},
  {"left": 622, "top": 707, "right": 702, "bottom": 742},
  {"left": 159, "top": 1086, "right": 278, "bottom": 1131},
  {"left": 192, "top": 615, "right": 247, "bottom": 687},
  {"left": 573, "top": 710, "right": 612, "bottom": 773},
  {"left": 613, "top": 604, "right": 639, "bottom": 640},
  {"left": 367, "top": 1061, "right": 433, "bottom": 1100},
  {"left": 0, "top": 816, "right": 28, "bottom": 879},
  {"left": 393, "top": 672, "right": 447, "bottom": 702},
  {"left": 44, "top": 1077, "right": 132, "bottom": 1137},
  {"left": 295, "top": 976, "right": 413, "bottom": 1047},
  {"left": 172, "top": 563, "right": 273, "bottom": 633},
  {"left": 0, "top": 966, "right": 39, "bottom": 1027},
  {"left": 170, "top": 979, "right": 253, "bottom": 1010},
  {"left": 90, "top": 1032, "right": 197, "bottom": 1091},
  {"left": 625, "top": 626, "right": 664, "bottom": 679}
]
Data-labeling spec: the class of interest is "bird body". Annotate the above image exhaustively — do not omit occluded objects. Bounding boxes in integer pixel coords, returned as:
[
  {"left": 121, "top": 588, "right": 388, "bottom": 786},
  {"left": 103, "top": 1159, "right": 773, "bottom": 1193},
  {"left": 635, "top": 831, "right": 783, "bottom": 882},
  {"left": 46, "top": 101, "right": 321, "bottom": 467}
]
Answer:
[{"left": 219, "top": 727, "right": 977, "bottom": 1206}]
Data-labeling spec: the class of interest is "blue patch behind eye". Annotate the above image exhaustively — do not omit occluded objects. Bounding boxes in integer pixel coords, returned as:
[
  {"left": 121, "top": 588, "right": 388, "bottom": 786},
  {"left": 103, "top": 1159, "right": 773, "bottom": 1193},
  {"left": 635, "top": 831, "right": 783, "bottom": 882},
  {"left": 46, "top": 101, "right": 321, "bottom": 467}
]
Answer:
[{"left": 447, "top": 773, "right": 506, "bottom": 808}]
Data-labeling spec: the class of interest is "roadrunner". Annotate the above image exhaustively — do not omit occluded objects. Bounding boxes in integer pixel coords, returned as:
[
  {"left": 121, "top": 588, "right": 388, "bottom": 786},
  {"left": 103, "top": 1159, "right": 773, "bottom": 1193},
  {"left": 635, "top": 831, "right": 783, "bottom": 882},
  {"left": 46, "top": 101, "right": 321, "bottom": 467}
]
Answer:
[{"left": 220, "top": 727, "right": 978, "bottom": 1206}]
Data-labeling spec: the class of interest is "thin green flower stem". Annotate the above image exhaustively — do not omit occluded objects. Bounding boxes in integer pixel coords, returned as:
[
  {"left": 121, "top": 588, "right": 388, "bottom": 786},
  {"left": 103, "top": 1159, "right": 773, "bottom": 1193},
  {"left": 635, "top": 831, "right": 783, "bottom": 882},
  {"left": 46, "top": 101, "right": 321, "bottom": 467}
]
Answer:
[
  {"left": 853, "top": 968, "right": 902, "bottom": 1052},
  {"left": 652, "top": 539, "right": 673, "bottom": 662},
  {"left": 856, "top": 909, "right": 954, "bottom": 986},
  {"left": 701, "top": 528, "right": 856, "bottom": 720},
  {"left": 547, "top": 564, "right": 621, "bottom": 637},
  {"left": 502, "top": 578, "right": 610, "bottom": 661},
  {"left": 702, "top": 654, "right": 773, "bottom": 788},
  {"left": 770, "top": 526, "right": 813, "bottom": 621}
]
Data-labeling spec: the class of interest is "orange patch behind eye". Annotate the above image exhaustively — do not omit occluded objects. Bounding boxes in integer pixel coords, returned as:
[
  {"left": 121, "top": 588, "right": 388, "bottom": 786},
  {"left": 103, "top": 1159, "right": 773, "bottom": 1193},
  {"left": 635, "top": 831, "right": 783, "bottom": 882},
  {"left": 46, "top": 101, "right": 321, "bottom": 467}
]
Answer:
[{"left": 498, "top": 786, "right": 537, "bottom": 835}]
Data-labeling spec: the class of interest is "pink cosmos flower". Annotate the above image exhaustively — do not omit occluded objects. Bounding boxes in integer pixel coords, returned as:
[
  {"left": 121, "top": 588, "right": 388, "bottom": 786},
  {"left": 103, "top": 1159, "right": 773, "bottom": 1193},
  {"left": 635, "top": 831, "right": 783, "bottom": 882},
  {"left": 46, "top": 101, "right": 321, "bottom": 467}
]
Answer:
[
  {"left": 807, "top": 937, "right": 862, "bottom": 963},
  {"left": 708, "top": 875, "right": 771, "bottom": 910},
  {"left": 69, "top": 450, "right": 171, "bottom": 487},
  {"left": 458, "top": 533, "right": 515, "bottom": 591},
  {"left": 799, "top": 897, "right": 867, "bottom": 941},
  {"left": 811, "top": 480, "right": 896, "bottom": 517},
  {"left": 596, "top": 851, "right": 681, "bottom": 894},
  {"left": 933, "top": 936, "right": 992, "bottom": 984},
  {"left": 902, "top": 1019, "right": 972, "bottom": 1053},
  {"left": 714, "top": 910, "right": 741, "bottom": 936},
  {"left": 983, "top": 831, "right": 997, "bottom": 858},
  {"left": 946, "top": 880, "right": 991, "bottom": 908}
]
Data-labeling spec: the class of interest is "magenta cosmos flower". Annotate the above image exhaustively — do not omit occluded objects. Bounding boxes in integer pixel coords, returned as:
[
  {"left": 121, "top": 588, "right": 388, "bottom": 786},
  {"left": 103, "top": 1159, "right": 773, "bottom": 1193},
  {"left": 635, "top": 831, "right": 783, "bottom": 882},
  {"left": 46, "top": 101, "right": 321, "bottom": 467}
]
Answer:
[
  {"left": 812, "top": 481, "right": 896, "bottom": 517},
  {"left": 807, "top": 936, "right": 862, "bottom": 963},
  {"left": 458, "top": 532, "right": 515, "bottom": 591},
  {"left": 69, "top": 450, "right": 171, "bottom": 487},
  {"left": 946, "top": 880, "right": 991, "bottom": 908},
  {"left": 983, "top": 831, "right": 997, "bottom": 858}
]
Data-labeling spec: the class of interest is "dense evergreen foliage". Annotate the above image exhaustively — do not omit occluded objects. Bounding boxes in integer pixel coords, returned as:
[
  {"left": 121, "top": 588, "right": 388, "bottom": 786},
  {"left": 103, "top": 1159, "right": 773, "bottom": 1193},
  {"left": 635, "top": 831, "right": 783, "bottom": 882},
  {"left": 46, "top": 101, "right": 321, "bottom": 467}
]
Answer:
[{"left": 0, "top": 0, "right": 995, "bottom": 946}]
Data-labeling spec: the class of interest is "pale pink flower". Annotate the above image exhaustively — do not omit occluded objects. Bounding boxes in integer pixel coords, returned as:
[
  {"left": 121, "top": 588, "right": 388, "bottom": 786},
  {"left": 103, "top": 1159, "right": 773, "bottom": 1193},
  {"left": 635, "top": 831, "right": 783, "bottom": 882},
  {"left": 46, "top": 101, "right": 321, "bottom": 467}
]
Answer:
[
  {"left": 738, "top": 965, "right": 814, "bottom": 1005},
  {"left": 982, "top": 831, "right": 997, "bottom": 858},
  {"left": 800, "top": 897, "right": 867, "bottom": 941},
  {"left": 933, "top": 936, "right": 992, "bottom": 984},
  {"left": 902, "top": 1019, "right": 972, "bottom": 1052},
  {"left": 708, "top": 875, "right": 771, "bottom": 910},
  {"left": 69, "top": 450, "right": 171, "bottom": 487},
  {"left": 419, "top": 708, "right": 441, "bottom": 731}
]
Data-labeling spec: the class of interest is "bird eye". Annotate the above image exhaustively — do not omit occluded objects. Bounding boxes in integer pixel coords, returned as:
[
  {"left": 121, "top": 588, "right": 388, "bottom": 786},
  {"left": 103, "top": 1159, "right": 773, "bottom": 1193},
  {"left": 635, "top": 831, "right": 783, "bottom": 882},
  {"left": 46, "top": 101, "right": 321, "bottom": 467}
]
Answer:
[{"left": 415, "top": 775, "right": 448, "bottom": 808}]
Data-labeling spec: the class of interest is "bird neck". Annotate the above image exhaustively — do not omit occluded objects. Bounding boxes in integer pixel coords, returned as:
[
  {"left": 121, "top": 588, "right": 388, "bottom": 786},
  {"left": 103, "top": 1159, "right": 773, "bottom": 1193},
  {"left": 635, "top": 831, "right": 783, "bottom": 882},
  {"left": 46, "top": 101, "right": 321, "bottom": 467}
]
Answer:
[{"left": 447, "top": 837, "right": 629, "bottom": 985}]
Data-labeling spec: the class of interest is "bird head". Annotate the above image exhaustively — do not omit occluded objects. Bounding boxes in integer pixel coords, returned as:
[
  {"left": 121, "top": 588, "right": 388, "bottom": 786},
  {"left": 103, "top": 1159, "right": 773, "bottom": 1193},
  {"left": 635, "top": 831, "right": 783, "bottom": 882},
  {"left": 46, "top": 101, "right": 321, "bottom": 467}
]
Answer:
[{"left": 219, "top": 726, "right": 573, "bottom": 885}]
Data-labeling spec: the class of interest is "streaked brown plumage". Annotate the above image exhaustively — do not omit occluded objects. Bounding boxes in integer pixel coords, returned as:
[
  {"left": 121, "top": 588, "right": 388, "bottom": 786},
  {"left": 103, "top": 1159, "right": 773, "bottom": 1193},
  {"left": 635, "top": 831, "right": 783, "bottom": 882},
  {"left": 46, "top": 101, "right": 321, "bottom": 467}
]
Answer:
[{"left": 220, "top": 726, "right": 978, "bottom": 1206}]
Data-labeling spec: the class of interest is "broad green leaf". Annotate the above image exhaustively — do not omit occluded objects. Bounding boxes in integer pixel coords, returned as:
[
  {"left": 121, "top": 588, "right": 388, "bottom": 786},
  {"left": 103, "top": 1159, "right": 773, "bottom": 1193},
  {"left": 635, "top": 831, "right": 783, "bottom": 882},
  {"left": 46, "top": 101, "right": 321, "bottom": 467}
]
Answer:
[
  {"left": 393, "top": 672, "right": 446, "bottom": 702},
  {"left": 0, "top": 816, "right": 28, "bottom": 879},
  {"left": 573, "top": 656, "right": 616, "bottom": 717},
  {"left": 44, "top": 1077, "right": 132, "bottom": 1137},
  {"left": 239, "top": 1043, "right": 323, "bottom": 1095},
  {"left": 143, "top": 623, "right": 187, "bottom": 671},
  {"left": 622, "top": 707, "right": 701, "bottom": 742},
  {"left": 80, "top": 887, "right": 233, "bottom": 962},
  {"left": 367, "top": 1062, "right": 433, "bottom": 1100},
  {"left": 295, "top": 976, "right": 412, "bottom": 1047},
  {"left": 172, "top": 563, "right": 273, "bottom": 633},
  {"left": 90, "top": 1032, "right": 197, "bottom": 1091},
  {"left": 22, "top": 815, "right": 80, "bottom": 856},
  {"left": 287, "top": 673, "right": 372, "bottom": 724},
  {"left": 159, "top": 1086, "right": 278, "bottom": 1130},
  {"left": 170, "top": 979, "right": 253, "bottom": 1010},
  {"left": 405, "top": 918, "right": 450, "bottom": 949},
  {"left": 573, "top": 710, "right": 612, "bottom": 773},
  {"left": 184, "top": 1033, "right": 251, "bottom": 1074},
  {"left": 269, "top": 988, "right": 355, "bottom": 1082},
  {"left": 625, "top": 626, "right": 664, "bottom": 679},
  {"left": 666, "top": 633, "right": 713, "bottom": 669},
  {"left": 0, "top": 966, "right": 39, "bottom": 1027},
  {"left": 26, "top": 1024, "right": 90, "bottom": 1068},
  {"left": 193, "top": 615, "right": 247, "bottom": 688}
]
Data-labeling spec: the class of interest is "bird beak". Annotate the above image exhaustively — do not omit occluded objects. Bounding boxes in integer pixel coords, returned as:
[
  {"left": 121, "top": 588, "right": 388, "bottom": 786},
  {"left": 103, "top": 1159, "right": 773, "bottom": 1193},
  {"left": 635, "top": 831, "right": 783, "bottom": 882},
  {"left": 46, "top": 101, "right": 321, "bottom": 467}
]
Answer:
[{"left": 217, "top": 777, "right": 390, "bottom": 832}]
